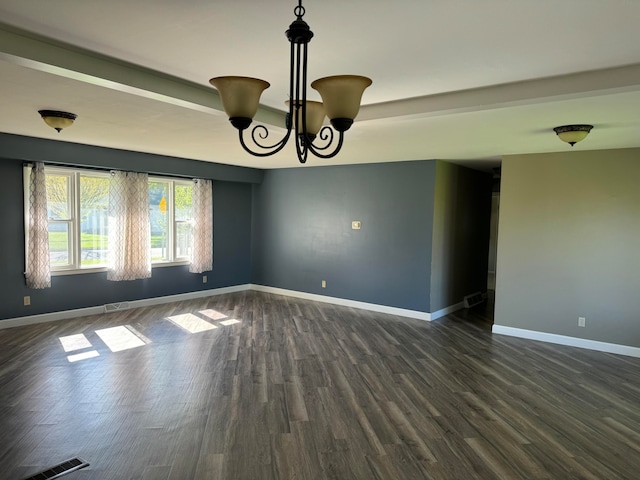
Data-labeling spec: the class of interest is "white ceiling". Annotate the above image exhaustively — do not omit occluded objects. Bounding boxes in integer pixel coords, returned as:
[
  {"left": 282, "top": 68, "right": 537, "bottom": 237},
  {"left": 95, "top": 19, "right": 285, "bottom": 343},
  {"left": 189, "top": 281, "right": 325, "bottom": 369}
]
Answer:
[{"left": 1, "top": 0, "right": 639, "bottom": 170}]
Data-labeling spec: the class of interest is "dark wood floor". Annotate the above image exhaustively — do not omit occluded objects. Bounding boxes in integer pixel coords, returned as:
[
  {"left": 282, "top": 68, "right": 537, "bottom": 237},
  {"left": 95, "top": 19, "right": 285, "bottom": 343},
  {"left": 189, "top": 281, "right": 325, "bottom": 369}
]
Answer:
[{"left": 1, "top": 291, "right": 640, "bottom": 479}]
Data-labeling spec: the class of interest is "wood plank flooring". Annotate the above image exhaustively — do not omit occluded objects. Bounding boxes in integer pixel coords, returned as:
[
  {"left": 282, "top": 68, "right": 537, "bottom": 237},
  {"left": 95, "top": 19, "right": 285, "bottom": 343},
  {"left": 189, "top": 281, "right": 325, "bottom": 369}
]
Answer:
[{"left": 1, "top": 291, "right": 639, "bottom": 479}]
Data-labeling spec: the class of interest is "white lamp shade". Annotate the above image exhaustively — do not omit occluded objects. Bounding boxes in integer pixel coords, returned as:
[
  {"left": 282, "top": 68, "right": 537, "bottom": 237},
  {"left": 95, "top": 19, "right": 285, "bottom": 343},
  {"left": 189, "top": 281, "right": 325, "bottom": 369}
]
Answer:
[
  {"left": 43, "top": 116, "right": 74, "bottom": 131},
  {"left": 557, "top": 130, "right": 589, "bottom": 145},
  {"left": 286, "top": 100, "right": 326, "bottom": 135},
  {"left": 38, "top": 110, "right": 76, "bottom": 132},
  {"left": 553, "top": 124, "right": 593, "bottom": 146},
  {"left": 209, "top": 76, "right": 270, "bottom": 119},
  {"left": 311, "top": 75, "right": 372, "bottom": 120}
]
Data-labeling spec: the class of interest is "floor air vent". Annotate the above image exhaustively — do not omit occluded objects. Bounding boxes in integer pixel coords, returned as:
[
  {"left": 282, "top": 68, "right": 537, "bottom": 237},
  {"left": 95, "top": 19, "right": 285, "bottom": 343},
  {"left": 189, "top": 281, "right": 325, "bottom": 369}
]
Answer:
[
  {"left": 21, "top": 457, "right": 89, "bottom": 479},
  {"left": 463, "top": 292, "right": 485, "bottom": 308},
  {"left": 104, "top": 301, "right": 130, "bottom": 312}
]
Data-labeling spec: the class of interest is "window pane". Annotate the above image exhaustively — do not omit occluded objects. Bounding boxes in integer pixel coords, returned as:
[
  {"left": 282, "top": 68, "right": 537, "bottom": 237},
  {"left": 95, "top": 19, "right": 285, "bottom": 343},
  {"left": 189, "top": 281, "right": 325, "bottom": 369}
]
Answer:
[
  {"left": 176, "top": 221, "right": 192, "bottom": 259},
  {"left": 49, "top": 222, "right": 70, "bottom": 266},
  {"left": 149, "top": 181, "right": 169, "bottom": 261},
  {"left": 175, "top": 183, "right": 193, "bottom": 259},
  {"left": 45, "top": 174, "right": 71, "bottom": 220},
  {"left": 175, "top": 184, "right": 193, "bottom": 221},
  {"left": 79, "top": 175, "right": 109, "bottom": 267}
]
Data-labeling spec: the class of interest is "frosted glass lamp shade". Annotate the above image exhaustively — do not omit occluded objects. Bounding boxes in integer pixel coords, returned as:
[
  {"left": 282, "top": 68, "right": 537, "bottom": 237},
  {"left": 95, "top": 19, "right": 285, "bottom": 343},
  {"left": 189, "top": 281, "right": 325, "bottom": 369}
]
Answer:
[
  {"left": 311, "top": 75, "right": 372, "bottom": 123},
  {"left": 286, "top": 100, "right": 326, "bottom": 136},
  {"left": 209, "top": 76, "right": 270, "bottom": 124},
  {"left": 38, "top": 110, "right": 77, "bottom": 132},
  {"left": 553, "top": 124, "right": 593, "bottom": 146}
]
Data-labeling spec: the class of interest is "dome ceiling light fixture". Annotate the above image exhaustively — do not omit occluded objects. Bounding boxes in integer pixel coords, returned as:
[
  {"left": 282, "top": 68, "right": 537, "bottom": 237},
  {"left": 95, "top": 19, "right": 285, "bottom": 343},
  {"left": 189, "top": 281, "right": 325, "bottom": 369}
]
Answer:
[
  {"left": 38, "top": 110, "right": 77, "bottom": 133},
  {"left": 553, "top": 124, "right": 593, "bottom": 147},
  {"left": 209, "top": 0, "right": 372, "bottom": 164}
]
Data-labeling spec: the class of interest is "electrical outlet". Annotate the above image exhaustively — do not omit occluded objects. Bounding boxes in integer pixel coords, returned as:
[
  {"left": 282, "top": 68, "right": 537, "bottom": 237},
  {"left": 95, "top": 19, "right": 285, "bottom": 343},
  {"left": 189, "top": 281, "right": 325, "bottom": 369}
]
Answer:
[
  {"left": 321, "top": 280, "right": 326, "bottom": 288},
  {"left": 578, "top": 316, "right": 586, "bottom": 327},
  {"left": 23, "top": 296, "right": 31, "bottom": 306},
  {"left": 202, "top": 275, "right": 207, "bottom": 283}
]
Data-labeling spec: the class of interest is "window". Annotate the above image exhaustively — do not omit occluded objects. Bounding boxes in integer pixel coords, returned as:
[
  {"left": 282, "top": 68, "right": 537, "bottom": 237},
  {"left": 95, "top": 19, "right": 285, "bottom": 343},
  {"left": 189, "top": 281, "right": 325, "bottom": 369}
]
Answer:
[
  {"left": 44, "top": 168, "right": 110, "bottom": 270},
  {"left": 29, "top": 166, "right": 194, "bottom": 273},
  {"left": 148, "top": 179, "right": 193, "bottom": 263}
]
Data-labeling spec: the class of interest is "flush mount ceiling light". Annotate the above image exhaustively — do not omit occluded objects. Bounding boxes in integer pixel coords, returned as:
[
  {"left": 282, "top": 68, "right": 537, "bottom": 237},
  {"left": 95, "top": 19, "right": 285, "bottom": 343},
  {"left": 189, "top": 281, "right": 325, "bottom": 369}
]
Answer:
[
  {"left": 38, "top": 110, "right": 77, "bottom": 133},
  {"left": 553, "top": 124, "right": 593, "bottom": 147},
  {"left": 209, "top": 0, "right": 372, "bottom": 164}
]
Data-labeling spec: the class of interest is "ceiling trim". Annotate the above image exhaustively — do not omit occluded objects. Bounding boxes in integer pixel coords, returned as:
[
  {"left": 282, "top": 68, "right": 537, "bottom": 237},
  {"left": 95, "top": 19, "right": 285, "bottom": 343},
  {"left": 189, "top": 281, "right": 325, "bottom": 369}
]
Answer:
[
  {"left": 358, "top": 63, "right": 640, "bottom": 122},
  {"left": 5, "top": 24, "right": 639, "bottom": 132},
  {"left": 0, "top": 25, "right": 285, "bottom": 126}
]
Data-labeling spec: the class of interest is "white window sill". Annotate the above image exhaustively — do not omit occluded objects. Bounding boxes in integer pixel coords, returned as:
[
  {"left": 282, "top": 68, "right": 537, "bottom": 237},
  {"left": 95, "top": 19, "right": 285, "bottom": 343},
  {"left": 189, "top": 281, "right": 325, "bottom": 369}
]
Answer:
[{"left": 50, "top": 260, "right": 190, "bottom": 276}]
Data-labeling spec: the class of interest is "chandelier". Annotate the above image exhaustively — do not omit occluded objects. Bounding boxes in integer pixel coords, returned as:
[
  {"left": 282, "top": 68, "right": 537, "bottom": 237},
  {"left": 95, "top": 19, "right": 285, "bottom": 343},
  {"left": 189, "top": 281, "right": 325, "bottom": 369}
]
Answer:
[{"left": 209, "top": 0, "right": 372, "bottom": 164}]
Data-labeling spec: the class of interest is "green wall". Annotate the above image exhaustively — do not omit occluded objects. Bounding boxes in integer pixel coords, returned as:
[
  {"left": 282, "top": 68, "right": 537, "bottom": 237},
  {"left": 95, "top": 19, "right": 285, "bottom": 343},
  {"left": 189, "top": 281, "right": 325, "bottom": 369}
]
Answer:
[{"left": 494, "top": 148, "right": 640, "bottom": 348}]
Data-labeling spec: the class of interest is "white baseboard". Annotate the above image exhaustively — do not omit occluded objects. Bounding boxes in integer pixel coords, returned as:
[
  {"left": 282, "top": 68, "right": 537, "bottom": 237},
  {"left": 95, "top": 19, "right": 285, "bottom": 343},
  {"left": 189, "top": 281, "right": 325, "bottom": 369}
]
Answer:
[
  {"left": 1, "top": 283, "right": 465, "bottom": 330},
  {"left": 6, "top": 286, "right": 638, "bottom": 358},
  {"left": 430, "top": 301, "right": 465, "bottom": 320},
  {"left": 0, "top": 284, "right": 251, "bottom": 330},
  {"left": 126, "top": 284, "right": 251, "bottom": 309},
  {"left": 0, "top": 305, "right": 106, "bottom": 330},
  {"left": 492, "top": 325, "right": 640, "bottom": 358},
  {"left": 249, "top": 284, "right": 433, "bottom": 321}
]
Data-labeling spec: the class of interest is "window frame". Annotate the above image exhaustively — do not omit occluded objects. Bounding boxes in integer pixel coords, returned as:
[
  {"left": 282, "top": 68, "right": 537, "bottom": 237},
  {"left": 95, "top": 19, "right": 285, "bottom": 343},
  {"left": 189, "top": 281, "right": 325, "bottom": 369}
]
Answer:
[
  {"left": 24, "top": 165, "right": 192, "bottom": 276},
  {"left": 46, "top": 168, "right": 77, "bottom": 270},
  {"left": 148, "top": 176, "right": 194, "bottom": 265}
]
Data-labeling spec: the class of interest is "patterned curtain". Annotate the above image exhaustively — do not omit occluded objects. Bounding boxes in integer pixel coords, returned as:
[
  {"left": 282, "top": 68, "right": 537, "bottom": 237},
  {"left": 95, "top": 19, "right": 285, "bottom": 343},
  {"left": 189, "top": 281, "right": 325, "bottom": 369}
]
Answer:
[
  {"left": 25, "top": 162, "right": 51, "bottom": 289},
  {"left": 189, "top": 179, "right": 213, "bottom": 273},
  {"left": 107, "top": 171, "right": 151, "bottom": 281}
]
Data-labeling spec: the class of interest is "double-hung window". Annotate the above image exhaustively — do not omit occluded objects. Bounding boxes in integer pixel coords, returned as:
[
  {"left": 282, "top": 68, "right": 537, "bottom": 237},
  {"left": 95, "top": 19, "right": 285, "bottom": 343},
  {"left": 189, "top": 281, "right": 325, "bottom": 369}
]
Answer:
[
  {"left": 148, "top": 178, "right": 194, "bottom": 263},
  {"left": 44, "top": 167, "right": 110, "bottom": 271},
  {"left": 27, "top": 165, "right": 195, "bottom": 273}
]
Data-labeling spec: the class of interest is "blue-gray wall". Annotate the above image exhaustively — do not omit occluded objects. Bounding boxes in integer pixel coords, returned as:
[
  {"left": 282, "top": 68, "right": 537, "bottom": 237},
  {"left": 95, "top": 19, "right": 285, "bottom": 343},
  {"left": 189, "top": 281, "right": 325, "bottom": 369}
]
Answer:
[
  {"left": 0, "top": 134, "right": 257, "bottom": 321},
  {"left": 250, "top": 161, "right": 438, "bottom": 312},
  {"left": 2, "top": 132, "right": 493, "bottom": 322}
]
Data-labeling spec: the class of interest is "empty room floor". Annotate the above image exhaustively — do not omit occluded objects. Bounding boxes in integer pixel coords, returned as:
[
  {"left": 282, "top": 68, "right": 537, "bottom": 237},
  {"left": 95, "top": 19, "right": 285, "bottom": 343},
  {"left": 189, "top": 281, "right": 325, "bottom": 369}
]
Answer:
[{"left": 1, "top": 291, "right": 639, "bottom": 479}]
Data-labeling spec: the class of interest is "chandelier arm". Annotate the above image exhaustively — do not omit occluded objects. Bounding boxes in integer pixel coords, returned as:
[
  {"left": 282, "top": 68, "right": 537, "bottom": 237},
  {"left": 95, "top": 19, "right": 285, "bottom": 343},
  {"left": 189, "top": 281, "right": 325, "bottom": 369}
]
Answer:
[
  {"left": 249, "top": 124, "right": 291, "bottom": 150},
  {"left": 305, "top": 127, "right": 345, "bottom": 159},
  {"left": 238, "top": 126, "right": 292, "bottom": 157},
  {"left": 309, "top": 125, "right": 335, "bottom": 151}
]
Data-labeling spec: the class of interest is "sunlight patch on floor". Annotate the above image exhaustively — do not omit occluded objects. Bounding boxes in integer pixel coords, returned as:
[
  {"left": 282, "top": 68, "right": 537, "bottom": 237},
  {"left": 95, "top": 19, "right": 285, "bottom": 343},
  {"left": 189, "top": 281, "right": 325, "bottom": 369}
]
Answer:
[
  {"left": 67, "top": 350, "right": 100, "bottom": 362},
  {"left": 95, "top": 325, "right": 147, "bottom": 352},
  {"left": 57, "top": 308, "right": 243, "bottom": 362},
  {"left": 59, "top": 333, "right": 92, "bottom": 352},
  {"left": 199, "top": 309, "right": 228, "bottom": 321},
  {"left": 167, "top": 313, "right": 218, "bottom": 333},
  {"left": 220, "top": 319, "right": 241, "bottom": 326}
]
